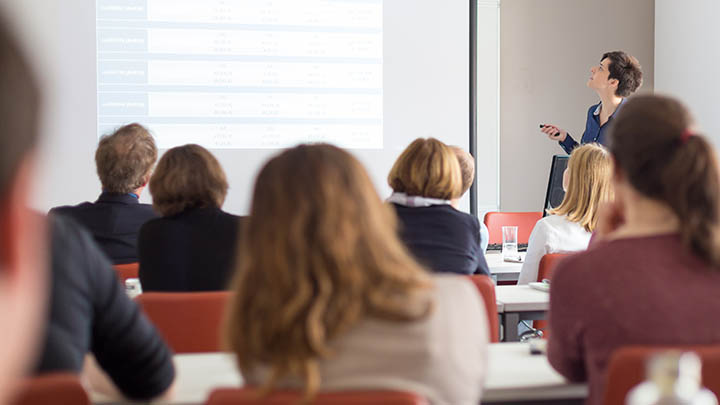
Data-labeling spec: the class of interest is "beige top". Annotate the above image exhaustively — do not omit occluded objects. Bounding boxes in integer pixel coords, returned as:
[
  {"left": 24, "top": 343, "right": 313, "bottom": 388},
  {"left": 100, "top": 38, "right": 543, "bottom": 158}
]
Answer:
[{"left": 244, "top": 275, "right": 489, "bottom": 405}]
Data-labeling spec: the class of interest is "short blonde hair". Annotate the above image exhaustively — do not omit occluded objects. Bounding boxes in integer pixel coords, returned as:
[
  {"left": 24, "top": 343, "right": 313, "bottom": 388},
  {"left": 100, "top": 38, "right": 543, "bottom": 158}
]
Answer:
[
  {"left": 95, "top": 123, "right": 157, "bottom": 194},
  {"left": 450, "top": 146, "right": 475, "bottom": 195},
  {"left": 548, "top": 143, "right": 612, "bottom": 232},
  {"left": 388, "top": 138, "right": 463, "bottom": 199},
  {"left": 149, "top": 144, "right": 228, "bottom": 216}
]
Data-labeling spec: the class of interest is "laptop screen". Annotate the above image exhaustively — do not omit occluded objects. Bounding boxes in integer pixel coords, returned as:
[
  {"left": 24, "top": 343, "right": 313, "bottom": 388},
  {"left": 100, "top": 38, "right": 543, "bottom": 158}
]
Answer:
[{"left": 543, "top": 155, "right": 569, "bottom": 217}]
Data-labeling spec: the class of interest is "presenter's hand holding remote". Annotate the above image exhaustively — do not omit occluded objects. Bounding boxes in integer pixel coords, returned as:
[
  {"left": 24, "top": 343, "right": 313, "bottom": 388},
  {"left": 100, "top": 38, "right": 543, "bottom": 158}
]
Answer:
[{"left": 540, "top": 124, "right": 567, "bottom": 142}]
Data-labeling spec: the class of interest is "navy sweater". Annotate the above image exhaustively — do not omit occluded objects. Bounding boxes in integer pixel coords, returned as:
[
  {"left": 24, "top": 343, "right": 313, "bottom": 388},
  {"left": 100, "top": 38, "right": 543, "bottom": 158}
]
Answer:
[{"left": 392, "top": 204, "right": 490, "bottom": 276}]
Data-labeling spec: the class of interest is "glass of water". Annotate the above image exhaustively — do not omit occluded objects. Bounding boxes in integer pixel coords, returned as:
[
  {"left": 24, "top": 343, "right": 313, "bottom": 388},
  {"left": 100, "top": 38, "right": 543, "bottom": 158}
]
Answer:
[{"left": 502, "top": 226, "right": 519, "bottom": 261}]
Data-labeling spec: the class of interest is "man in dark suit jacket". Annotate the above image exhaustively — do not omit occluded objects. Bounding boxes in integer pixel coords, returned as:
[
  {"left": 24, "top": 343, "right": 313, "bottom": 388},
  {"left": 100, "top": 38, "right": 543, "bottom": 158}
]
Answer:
[{"left": 50, "top": 123, "right": 158, "bottom": 264}]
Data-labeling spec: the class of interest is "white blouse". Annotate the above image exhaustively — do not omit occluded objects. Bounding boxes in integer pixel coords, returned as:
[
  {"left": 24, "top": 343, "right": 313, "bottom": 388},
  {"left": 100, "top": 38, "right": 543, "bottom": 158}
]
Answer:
[{"left": 517, "top": 214, "right": 591, "bottom": 285}]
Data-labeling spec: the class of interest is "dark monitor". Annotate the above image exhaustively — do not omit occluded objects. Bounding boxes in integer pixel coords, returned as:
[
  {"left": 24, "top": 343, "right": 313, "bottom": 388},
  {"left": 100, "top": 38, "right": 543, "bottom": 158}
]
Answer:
[{"left": 543, "top": 155, "right": 569, "bottom": 217}]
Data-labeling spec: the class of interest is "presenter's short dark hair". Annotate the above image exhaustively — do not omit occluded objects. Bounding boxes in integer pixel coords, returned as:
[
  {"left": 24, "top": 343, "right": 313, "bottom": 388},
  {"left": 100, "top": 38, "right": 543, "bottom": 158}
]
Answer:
[
  {"left": 95, "top": 123, "right": 157, "bottom": 194},
  {"left": 0, "top": 18, "right": 40, "bottom": 197},
  {"left": 602, "top": 51, "right": 643, "bottom": 97},
  {"left": 149, "top": 144, "right": 228, "bottom": 216}
]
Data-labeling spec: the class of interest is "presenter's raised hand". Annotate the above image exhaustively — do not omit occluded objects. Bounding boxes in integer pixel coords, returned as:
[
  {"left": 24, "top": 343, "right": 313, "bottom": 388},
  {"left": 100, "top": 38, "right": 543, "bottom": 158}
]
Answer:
[{"left": 540, "top": 124, "right": 567, "bottom": 142}]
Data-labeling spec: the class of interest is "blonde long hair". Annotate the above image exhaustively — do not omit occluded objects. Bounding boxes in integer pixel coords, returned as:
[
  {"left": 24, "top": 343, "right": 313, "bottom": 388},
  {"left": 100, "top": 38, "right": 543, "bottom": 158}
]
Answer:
[
  {"left": 225, "top": 144, "right": 433, "bottom": 400},
  {"left": 547, "top": 143, "right": 612, "bottom": 232}
]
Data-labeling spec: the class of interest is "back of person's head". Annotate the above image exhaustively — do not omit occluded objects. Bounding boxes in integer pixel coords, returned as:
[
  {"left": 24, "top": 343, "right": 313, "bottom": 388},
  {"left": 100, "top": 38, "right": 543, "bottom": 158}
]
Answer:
[
  {"left": 548, "top": 143, "right": 612, "bottom": 232},
  {"left": 609, "top": 94, "right": 720, "bottom": 266},
  {"left": 388, "top": 138, "right": 463, "bottom": 200},
  {"left": 450, "top": 146, "right": 475, "bottom": 196},
  {"left": 226, "top": 143, "right": 432, "bottom": 399},
  {"left": 149, "top": 144, "right": 228, "bottom": 216},
  {"left": 95, "top": 123, "right": 157, "bottom": 194},
  {"left": 0, "top": 13, "right": 46, "bottom": 405},
  {"left": 601, "top": 50, "right": 643, "bottom": 97}
]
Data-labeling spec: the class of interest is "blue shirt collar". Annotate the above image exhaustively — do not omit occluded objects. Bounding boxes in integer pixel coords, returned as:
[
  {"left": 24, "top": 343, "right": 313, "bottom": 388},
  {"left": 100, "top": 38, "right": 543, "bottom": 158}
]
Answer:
[{"left": 593, "top": 98, "right": 626, "bottom": 116}]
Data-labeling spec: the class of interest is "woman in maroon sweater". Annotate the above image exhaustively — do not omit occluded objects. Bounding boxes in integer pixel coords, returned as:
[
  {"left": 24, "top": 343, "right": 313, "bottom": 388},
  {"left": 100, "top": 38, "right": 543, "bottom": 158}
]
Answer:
[{"left": 548, "top": 95, "right": 720, "bottom": 405}]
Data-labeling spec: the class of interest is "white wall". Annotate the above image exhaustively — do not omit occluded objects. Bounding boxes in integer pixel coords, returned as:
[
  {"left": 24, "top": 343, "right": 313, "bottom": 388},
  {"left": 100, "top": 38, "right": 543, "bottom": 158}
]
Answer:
[
  {"left": 499, "top": 0, "right": 655, "bottom": 211},
  {"left": 655, "top": 0, "right": 720, "bottom": 144}
]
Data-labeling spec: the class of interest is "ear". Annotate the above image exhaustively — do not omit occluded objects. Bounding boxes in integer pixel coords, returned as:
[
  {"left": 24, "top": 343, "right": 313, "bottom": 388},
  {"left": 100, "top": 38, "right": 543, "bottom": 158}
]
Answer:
[
  {"left": 142, "top": 172, "right": 151, "bottom": 187},
  {"left": 608, "top": 78, "right": 619, "bottom": 89}
]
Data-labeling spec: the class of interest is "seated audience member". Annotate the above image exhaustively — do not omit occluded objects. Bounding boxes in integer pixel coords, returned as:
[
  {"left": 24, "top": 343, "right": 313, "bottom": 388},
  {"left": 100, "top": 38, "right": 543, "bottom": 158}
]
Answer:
[
  {"left": 517, "top": 143, "right": 612, "bottom": 284},
  {"left": 0, "top": 18, "right": 47, "bottom": 405},
  {"left": 50, "top": 123, "right": 158, "bottom": 264},
  {"left": 387, "top": 138, "right": 490, "bottom": 275},
  {"left": 548, "top": 95, "right": 720, "bottom": 405},
  {"left": 138, "top": 144, "right": 242, "bottom": 292},
  {"left": 37, "top": 214, "right": 176, "bottom": 400},
  {"left": 450, "top": 145, "right": 490, "bottom": 253},
  {"left": 226, "top": 144, "right": 488, "bottom": 404}
]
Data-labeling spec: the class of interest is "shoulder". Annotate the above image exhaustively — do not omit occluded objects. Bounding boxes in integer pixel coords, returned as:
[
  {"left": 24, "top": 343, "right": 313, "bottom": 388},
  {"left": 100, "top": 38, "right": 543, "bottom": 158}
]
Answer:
[
  {"left": 431, "top": 275, "right": 484, "bottom": 315},
  {"left": 49, "top": 202, "right": 93, "bottom": 215},
  {"left": 551, "top": 245, "right": 611, "bottom": 296},
  {"left": 135, "top": 203, "right": 159, "bottom": 217}
]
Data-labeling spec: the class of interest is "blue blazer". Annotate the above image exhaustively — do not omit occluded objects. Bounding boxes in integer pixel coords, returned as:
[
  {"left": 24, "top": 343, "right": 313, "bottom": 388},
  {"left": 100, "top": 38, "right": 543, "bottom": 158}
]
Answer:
[
  {"left": 49, "top": 192, "right": 158, "bottom": 264},
  {"left": 392, "top": 203, "right": 490, "bottom": 276}
]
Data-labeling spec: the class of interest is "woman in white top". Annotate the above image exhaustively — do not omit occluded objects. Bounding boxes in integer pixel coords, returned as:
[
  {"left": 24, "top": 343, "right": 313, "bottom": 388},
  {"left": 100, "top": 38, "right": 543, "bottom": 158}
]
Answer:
[
  {"left": 225, "top": 144, "right": 488, "bottom": 405},
  {"left": 518, "top": 143, "right": 612, "bottom": 284}
]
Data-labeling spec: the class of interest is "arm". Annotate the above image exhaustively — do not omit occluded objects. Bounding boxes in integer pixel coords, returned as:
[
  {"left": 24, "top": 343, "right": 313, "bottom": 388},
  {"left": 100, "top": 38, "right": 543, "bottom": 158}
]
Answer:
[
  {"left": 517, "top": 220, "right": 549, "bottom": 285},
  {"left": 558, "top": 134, "right": 579, "bottom": 154},
  {"left": 546, "top": 260, "right": 588, "bottom": 382},
  {"left": 540, "top": 124, "right": 577, "bottom": 154},
  {"left": 479, "top": 222, "right": 489, "bottom": 254},
  {"left": 472, "top": 216, "right": 490, "bottom": 275},
  {"left": 85, "top": 233, "right": 176, "bottom": 400}
]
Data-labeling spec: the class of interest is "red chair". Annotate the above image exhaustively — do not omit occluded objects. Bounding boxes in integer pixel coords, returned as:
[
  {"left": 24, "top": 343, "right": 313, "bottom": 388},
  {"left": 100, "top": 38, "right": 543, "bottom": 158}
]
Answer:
[
  {"left": 603, "top": 345, "right": 720, "bottom": 405},
  {"left": 483, "top": 212, "right": 542, "bottom": 246},
  {"left": 467, "top": 275, "right": 499, "bottom": 343},
  {"left": 135, "top": 291, "right": 231, "bottom": 353},
  {"left": 537, "top": 253, "right": 571, "bottom": 282},
  {"left": 11, "top": 373, "right": 89, "bottom": 405},
  {"left": 532, "top": 253, "right": 571, "bottom": 336},
  {"left": 113, "top": 262, "right": 139, "bottom": 284},
  {"left": 205, "top": 387, "right": 429, "bottom": 405}
]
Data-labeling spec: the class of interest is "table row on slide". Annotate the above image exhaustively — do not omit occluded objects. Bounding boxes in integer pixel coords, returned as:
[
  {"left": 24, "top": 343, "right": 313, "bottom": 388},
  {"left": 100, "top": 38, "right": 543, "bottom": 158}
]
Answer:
[
  {"left": 99, "top": 61, "right": 381, "bottom": 88},
  {"left": 97, "top": 0, "right": 382, "bottom": 29},
  {"left": 96, "top": 123, "right": 382, "bottom": 149},
  {"left": 97, "top": 29, "right": 381, "bottom": 59},
  {"left": 98, "top": 93, "right": 381, "bottom": 119}
]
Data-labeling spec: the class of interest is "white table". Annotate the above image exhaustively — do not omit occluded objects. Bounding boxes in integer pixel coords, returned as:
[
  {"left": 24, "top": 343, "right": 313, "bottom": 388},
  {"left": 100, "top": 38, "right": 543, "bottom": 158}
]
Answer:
[
  {"left": 483, "top": 343, "right": 586, "bottom": 403},
  {"left": 485, "top": 253, "right": 524, "bottom": 283},
  {"left": 92, "top": 343, "right": 586, "bottom": 405},
  {"left": 495, "top": 285, "right": 550, "bottom": 342}
]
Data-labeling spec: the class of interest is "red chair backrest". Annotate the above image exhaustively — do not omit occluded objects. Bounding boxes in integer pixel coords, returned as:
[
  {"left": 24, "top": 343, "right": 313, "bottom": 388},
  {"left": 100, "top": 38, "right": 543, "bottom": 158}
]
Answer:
[
  {"left": 11, "top": 373, "right": 89, "bottom": 405},
  {"left": 483, "top": 212, "right": 542, "bottom": 245},
  {"left": 603, "top": 345, "right": 720, "bottom": 405},
  {"left": 205, "top": 388, "right": 429, "bottom": 405},
  {"left": 467, "top": 275, "right": 499, "bottom": 343},
  {"left": 537, "top": 253, "right": 571, "bottom": 282},
  {"left": 135, "top": 291, "right": 231, "bottom": 353},
  {"left": 534, "top": 253, "right": 571, "bottom": 336},
  {"left": 113, "top": 262, "right": 139, "bottom": 284}
]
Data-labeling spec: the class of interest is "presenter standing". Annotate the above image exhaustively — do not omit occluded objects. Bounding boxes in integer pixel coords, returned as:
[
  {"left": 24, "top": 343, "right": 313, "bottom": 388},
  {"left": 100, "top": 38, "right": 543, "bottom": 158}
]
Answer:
[{"left": 541, "top": 51, "right": 643, "bottom": 154}]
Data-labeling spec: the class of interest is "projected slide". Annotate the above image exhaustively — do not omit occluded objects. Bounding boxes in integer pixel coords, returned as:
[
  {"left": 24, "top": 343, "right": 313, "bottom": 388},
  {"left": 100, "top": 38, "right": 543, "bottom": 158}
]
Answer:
[{"left": 96, "top": 0, "right": 383, "bottom": 149}]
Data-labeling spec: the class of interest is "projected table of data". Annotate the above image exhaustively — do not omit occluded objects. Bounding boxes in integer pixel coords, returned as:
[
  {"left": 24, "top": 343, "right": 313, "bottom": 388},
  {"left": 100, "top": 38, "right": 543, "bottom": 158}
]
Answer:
[{"left": 96, "top": 0, "right": 382, "bottom": 149}]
